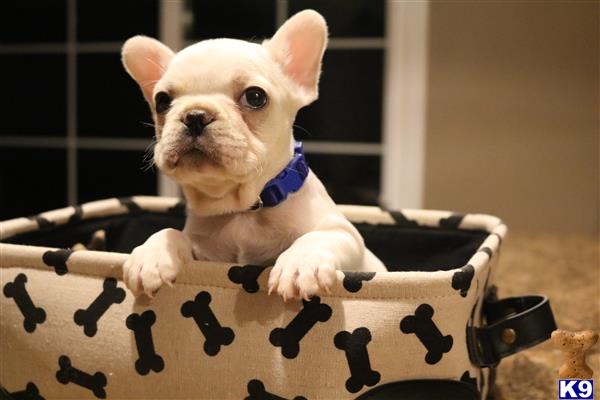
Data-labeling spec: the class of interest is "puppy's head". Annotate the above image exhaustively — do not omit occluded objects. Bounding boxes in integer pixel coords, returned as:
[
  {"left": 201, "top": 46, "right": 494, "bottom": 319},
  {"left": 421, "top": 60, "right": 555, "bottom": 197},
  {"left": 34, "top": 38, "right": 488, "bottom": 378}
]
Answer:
[{"left": 122, "top": 10, "right": 327, "bottom": 212}]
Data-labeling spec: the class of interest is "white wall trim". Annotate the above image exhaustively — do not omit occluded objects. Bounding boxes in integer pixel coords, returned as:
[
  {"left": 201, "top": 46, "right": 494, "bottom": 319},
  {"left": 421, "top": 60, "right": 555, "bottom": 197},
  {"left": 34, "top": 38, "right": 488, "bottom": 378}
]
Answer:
[
  {"left": 381, "top": 0, "right": 429, "bottom": 210},
  {"left": 158, "top": 0, "right": 184, "bottom": 197}
]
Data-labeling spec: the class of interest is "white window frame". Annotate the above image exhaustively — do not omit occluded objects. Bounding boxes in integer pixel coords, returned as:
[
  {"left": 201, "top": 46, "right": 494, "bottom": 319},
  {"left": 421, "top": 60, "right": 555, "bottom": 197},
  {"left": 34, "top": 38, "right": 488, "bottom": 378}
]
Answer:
[{"left": 381, "top": 0, "right": 430, "bottom": 210}]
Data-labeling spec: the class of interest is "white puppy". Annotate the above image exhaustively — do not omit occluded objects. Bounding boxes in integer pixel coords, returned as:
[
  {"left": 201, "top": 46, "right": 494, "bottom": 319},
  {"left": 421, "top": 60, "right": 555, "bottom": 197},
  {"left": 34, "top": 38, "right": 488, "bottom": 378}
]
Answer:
[{"left": 121, "top": 10, "right": 386, "bottom": 301}]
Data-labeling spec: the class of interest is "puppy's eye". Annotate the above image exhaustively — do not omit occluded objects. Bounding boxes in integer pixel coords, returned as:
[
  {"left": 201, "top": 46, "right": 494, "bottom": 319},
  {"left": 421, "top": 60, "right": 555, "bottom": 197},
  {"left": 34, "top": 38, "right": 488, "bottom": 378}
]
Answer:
[
  {"left": 240, "top": 87, "right": 267, "bottom": 109},
  {"left": 154, "top": 91, "right": 172, "bottom": 114}
]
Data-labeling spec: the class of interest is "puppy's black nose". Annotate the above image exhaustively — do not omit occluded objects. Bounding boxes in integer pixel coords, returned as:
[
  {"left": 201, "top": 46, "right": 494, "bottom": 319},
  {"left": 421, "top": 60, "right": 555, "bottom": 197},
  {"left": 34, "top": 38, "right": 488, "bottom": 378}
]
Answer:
[{"left": 183, "top": 110, "right": 213, "bottom": 137}]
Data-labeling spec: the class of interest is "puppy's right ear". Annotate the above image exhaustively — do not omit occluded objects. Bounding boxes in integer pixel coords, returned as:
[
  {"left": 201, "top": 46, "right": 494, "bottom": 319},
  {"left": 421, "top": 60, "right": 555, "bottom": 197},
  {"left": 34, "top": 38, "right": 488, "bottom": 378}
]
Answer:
[{"left": 122, "top": 36, "right": 175, "bottom": 103}]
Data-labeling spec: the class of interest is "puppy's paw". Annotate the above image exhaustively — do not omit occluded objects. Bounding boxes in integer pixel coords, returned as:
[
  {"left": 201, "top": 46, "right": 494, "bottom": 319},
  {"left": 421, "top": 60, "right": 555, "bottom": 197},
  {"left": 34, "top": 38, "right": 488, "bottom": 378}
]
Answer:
[
  {"left": 268, "top": 248, "right": 338, "bottom": 301},
  {"left": 122, "top": 228, "right": 193, "bottom": 298}
]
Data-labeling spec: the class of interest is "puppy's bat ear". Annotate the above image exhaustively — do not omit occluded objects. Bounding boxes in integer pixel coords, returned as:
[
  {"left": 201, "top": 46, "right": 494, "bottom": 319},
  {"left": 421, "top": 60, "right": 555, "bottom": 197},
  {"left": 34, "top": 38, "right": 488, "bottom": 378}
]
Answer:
[
  {"left": 122, "top": 36, "right": 175, "bottom": 103},
  {"left": 263, "top": 10, "right": 328, "bottom": 106}
]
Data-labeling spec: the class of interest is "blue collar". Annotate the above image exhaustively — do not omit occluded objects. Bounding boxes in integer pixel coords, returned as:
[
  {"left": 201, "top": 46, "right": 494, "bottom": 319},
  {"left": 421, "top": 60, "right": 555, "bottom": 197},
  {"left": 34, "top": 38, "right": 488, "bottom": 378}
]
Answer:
[{"left": 251, "top": 141, "right": 309, "bottom": 210}]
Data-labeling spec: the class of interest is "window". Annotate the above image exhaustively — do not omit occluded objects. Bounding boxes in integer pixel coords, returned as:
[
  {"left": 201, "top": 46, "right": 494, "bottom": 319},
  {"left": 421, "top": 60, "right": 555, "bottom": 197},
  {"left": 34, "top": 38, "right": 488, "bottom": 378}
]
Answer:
[{"left": 0, "top": 0, "right": 386, "bottom": 219}]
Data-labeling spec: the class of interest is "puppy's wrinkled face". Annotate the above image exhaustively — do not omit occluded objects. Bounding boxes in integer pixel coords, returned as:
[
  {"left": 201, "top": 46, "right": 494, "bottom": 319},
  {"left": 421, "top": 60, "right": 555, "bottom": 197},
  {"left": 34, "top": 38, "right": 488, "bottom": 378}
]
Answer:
[
  {"left": 152, "top": 40, "right": 295, "bottom": 188},
  {"left": 123, "top": 10, "right": 327, "bottom": 204}
]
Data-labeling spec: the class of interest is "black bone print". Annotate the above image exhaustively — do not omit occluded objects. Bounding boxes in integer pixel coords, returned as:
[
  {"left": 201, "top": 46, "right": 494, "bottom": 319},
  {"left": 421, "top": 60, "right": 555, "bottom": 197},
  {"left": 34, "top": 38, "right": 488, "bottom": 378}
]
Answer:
[
  {"left": 389, "top": 211, "right": 420, "bottom": 227},
  {"left": 400, "top": 303, "right": 453, "bottom": 364},
  {"left": 8, "top": 382, "right": 45, "bottom": 400},
  {"left": 451, "top": 264, "right": 475, "bottom": 297},
  {"left": 167, "top": 199, "right": 186, "bottom": 215},
  {"left": 245, "top": 379, "right": 307, "bottom": 400},
  {"left": 492, "top": 232, "right": 503, "bottom": 245},
  {"left": 227, "top": 265, "right": 269, "bottom": 293},
  {"left": 42, "top": 249, "right": 73, "bottom": 275},
  {"left": 478, "top": 247, "right": 493, "bottom": 258},
  {"left": 460, "top": 371, "right": 478, "bottom": 392},
  {"left": 126, "top": 310, "right": 164, "bottom": 375},
  {"left": 334, "top": 327, "right": 381, "bottom": 393},
  {"left": 3, "top": 273, "right": 46, "bottom": 333},
  {"left": 342, "top": 272, "right": 376, "bottom": 293},
  {"left": 269, "top": 296, "right": 332, "bottom": 359},
  {"left": 439, "top": 214, "right": 464, "bottom": 229},
  {"left": 118, "top": 197, "right": 142, "bottom": 213},
  {"left": 55, "top": 355, "right": 107, "bottom": 399},
  {"left": 74, "top": 278, "right": 126, "bottom": 337},
  {"left": 181, "top": 291, "right": 235, "bottom": 356},
  {"left": 27, "top": 215, "right": 55, "bottom": 229},
  {"left": 68, "top": 205, "right": 84, "bottom": 223}
]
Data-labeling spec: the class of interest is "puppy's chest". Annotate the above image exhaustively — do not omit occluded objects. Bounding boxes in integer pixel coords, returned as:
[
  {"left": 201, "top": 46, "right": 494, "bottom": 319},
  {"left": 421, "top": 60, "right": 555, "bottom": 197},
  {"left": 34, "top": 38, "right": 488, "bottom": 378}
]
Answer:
[{"left": 184, "top": 213, "right": 301, "bottom": 264}]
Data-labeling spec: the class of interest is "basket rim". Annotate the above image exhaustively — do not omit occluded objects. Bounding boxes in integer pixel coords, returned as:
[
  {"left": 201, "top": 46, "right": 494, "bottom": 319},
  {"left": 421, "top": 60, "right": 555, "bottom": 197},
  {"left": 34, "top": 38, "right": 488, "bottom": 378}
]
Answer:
[{"left": 0, "top": 196, "right": 507, "bottom": 300}]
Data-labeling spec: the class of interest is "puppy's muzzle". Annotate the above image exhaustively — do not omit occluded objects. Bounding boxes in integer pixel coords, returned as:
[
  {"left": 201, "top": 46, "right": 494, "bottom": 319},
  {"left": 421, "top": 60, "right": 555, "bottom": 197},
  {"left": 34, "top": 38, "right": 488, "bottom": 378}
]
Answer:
[{"left": 182, "top": 110, "right": 214, "bottom": 137}]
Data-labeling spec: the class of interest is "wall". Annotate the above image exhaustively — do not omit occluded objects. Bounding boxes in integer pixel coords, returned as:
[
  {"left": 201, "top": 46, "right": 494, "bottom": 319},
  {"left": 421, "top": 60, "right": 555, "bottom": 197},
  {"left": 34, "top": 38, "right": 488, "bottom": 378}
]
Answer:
[{"left": 424, "top": 1, "right": 599, "bottom": 234}]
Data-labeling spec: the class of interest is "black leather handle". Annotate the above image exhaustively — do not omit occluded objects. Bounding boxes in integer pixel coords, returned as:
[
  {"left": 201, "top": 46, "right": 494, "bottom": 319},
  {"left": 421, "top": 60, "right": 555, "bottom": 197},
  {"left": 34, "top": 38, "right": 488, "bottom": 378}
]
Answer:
[
  {"left": 468, "top": 295, "right": 556, "bottom": 367},
  {"left": 355, "top": 379, "right": 480, "bottom": 400}
]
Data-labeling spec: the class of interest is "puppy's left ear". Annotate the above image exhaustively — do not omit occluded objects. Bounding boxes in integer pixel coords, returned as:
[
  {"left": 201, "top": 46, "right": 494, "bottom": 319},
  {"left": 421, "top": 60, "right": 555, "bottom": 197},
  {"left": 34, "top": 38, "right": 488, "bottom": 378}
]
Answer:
[{"left": 264, "top": 10, "right": 328, "bottom": 106}]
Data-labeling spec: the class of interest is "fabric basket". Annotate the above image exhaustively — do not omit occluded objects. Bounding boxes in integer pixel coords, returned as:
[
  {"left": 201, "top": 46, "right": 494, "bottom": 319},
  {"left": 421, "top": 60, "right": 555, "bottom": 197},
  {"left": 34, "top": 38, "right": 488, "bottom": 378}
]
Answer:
[{"left": 0, "top": 196, "right": 556, "bottom": 400}]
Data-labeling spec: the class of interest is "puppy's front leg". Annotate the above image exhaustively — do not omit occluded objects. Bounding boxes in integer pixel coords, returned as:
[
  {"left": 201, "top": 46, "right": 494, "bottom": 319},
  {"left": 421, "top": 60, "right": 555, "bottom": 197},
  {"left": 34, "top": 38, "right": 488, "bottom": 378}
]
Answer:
[
  {"left": 123, "top": 228, "right": 193, "bottom": 297},
  {"left": 268, "top": 216, "right": 373, "bottom": 301}
]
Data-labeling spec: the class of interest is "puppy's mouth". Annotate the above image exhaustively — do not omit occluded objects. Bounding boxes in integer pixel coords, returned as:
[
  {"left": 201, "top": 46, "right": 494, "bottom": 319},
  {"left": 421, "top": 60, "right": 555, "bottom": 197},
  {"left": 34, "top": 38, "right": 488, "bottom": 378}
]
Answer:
[{"left": 164, "top": 144, "right": 219, "bottom": 170}]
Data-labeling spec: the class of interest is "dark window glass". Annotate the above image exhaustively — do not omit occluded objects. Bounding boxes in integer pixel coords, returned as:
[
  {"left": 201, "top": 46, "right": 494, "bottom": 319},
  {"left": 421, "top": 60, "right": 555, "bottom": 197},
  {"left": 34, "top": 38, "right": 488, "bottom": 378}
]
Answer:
[
  {"left": 289, "top": 0, "right": 384, "bottom": 37},
  {"left": 77, "top": 0, "right": 158, "bottom": 41},
  {"left": 78, "top": 54, "right": 153, "bottom": 138},
  {"left": 78, "top": 150, "right": 157, "bottom": 203},
  {"left": 0, "top": 148, "right": 67, "bottom": 219},
  {"left": 307, "top": 154, "right": 380, "bottom": 205},
  {"left": 0, "top": 0, "right": 66, "bottom": 43},
  {"left": 187, "top": 0, "right": 275, "bottom": 40},
  {"left": 294, "top": 50, "right": 383, "bottom": 143},
  {"left": 0, "top": 55, "right": 66, "bottom": 136}
]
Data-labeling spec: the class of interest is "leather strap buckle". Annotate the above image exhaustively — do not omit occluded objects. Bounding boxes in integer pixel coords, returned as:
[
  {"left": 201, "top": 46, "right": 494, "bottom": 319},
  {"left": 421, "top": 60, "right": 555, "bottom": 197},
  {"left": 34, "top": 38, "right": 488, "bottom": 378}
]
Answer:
[{"left": 467, "top": 295, "right": 556, "bottom": 367}]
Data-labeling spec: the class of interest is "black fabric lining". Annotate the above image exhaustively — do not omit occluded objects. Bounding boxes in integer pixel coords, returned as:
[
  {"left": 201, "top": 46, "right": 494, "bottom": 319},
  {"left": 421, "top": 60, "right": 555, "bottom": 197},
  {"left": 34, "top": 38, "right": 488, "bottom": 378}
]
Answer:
[{"left": 4, "top": 212, "right": 487, "bottom": 273}]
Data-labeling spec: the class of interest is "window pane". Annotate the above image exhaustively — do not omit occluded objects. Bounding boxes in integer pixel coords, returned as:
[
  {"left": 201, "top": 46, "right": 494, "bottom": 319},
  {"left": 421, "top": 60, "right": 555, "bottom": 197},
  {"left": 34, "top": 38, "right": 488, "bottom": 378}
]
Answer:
[
  {"left": 0, "top": 0, "right": 66, "bottom": 43},
  {"left": 0, "top": 55, "right": 66, "bottom": 136},
  {"left": 0, "top": 148, "right": 67, "bottom": 219},
  {"left": 78, "top": 150, "right": 157, "bottom": 203},
  {"left": 289, "top": 0, "right": 384, "bottom": 37},
  {"left": 77, "top": 0, "right": 159, "bottom": 42},
  {"left": 306, "top": 154, "right": 380, "bottom": 205},
  {"left": 186, "top": 0, "right": 275, "bottom": 40},
  {"left": 78, "top": 54, "right": 153, "bottom": 138},
  {"left": 294, "top": 50, "right": 383, "bottom": 143}
]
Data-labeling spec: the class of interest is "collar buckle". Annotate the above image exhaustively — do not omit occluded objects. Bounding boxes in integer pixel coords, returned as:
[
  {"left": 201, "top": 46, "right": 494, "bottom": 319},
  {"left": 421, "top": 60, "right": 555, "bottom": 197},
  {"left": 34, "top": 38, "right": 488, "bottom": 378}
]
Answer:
[{"left": 248, "top": 196, "right": 264, "bottom": 212}]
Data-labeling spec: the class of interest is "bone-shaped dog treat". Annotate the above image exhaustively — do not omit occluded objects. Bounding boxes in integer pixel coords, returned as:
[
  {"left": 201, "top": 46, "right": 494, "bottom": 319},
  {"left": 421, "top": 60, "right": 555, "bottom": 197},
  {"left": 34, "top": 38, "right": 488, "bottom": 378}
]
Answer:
[
  {"left": 8, "top": 382, "right": 44, "bottom": 400},
  {"left": 74, "top": 278, "right": 126, "bottom": 337},
  {"left": 228, "top": 265, "right": 269, "bottom": 293},
  {"left": 181, "top": 291, "right": 235, "bottom": 356},
  {"left": 56, "top": 355, "right": 107, "bottom": 399},
  {"left": 551, "top": 329, "right": 599, "bottom": 379},
  {"left": 269, "top": 296, "right": 332, "bottom": 358},
  {"left": 334, "top": 327, "right": 381, "bottom": 393},
  {"left": 400, "top": 303, "right": 453, "bottom": 364},
  {"left": 126, "top": 310, "right": 164, "bottom": 375},
  {"left": 451, "top": 264, "right": 475, "bottom": 297},
  {"left": 3, "top": 273, "right": 46, "bottom": 333},
  {"left": 245, "top": 379, "right": 307, "bottom": 400}
]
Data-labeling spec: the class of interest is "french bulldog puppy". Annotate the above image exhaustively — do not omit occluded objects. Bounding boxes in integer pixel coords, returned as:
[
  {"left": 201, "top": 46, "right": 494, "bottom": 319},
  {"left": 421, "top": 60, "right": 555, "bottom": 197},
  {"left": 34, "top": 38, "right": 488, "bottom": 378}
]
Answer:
[{"left": 121, "top": 10, "right": 386, "bottom": 301}]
